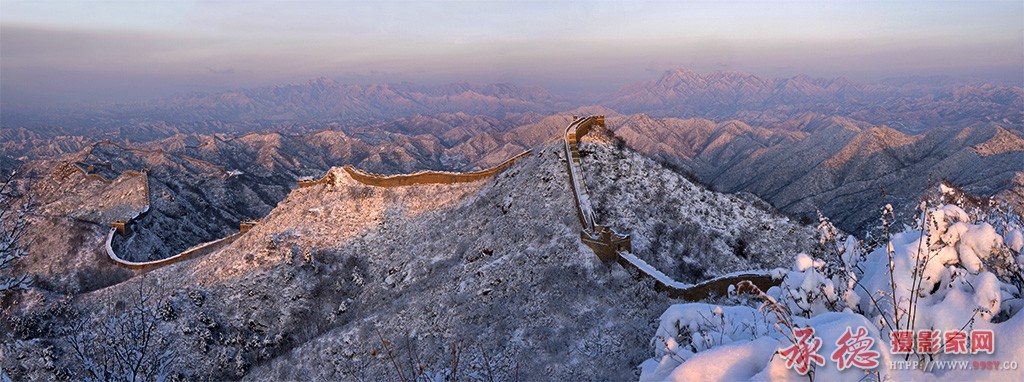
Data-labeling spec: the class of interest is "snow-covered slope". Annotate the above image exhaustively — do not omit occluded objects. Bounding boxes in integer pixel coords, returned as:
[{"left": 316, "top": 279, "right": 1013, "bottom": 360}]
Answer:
[
  {"left": 609, "top": 113, "right": 1024, "bottom": 236},
  {"left": 640, "top": 196, "right": 1024, "bottom": 381},
  {"left": 3, "top": 131, "right": 822, "bottom": 380},
  {"left": 579, "top": 129, "right": 821, "bottom": 283}
]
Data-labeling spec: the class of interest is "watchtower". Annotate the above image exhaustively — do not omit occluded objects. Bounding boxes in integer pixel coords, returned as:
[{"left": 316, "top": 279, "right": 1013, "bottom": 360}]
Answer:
[
  {"left": 581, "top": 226, "right": 631, "bottom": 263},
  {"left": 239, "top": 220, "right": 258, "bottom": 234},
  {"left": 111, "top": 219, "right": 129, "bottom": 235}
]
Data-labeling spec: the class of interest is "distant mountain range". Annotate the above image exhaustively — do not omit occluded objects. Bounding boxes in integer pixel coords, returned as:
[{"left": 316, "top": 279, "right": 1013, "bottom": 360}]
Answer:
[
  {"left": 603, "top": 68, "right": 1023, "bottom": 132},
  {"left": 14, "top": 108, "right": 1021, "bottom": 263},
  {"left": 3, "top": 68, "right": 1020, "bottom": 136},
  {"left": 2, "top": 68, "right": 1021, "bottom": 240}
]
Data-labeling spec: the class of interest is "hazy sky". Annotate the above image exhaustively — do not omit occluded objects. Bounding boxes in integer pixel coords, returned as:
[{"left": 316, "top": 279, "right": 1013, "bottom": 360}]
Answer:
[{"left": 2, "top": 0, "right": 1022, "bottom": 106}]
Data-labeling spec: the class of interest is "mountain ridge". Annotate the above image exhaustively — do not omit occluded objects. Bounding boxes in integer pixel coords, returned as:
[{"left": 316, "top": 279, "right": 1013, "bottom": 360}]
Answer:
[
  {"left": 4, "top": 68, "right": 1020, "bottom": 136},
  {"left": 604, "top": 68, "right": 1023, "bottom": 132}
]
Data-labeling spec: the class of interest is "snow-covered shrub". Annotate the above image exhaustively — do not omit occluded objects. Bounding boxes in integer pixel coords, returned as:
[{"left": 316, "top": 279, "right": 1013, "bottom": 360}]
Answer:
[
  {"left": 0, "top": 171, "right": 32, "bottom": 299},
  {"left": 856, "top": 202, "right": 1021, "bottom": 328},
  {"left": 187, "top": 289, "right": 205, "bottom": 307},
  {"left": 641, "top": 192, "right": 1024, "bottom": 381},
  {"left": 646, "top": 301, "right": 783, "bottom": 365},
  {"left": 64, "top": 287, "right": 177, "bottom": 382},
  {"left": 773, "top": 253, "right": 843, "bottom": 318}
]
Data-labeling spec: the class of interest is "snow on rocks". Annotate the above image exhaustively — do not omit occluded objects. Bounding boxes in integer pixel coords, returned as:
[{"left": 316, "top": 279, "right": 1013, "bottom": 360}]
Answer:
[
  {"left": 1007, "top": 229, "right": 1023, "bottom": 254},
  {"left": 641, "top": 200, "right": 1024, "bottom": 381},
  {"left": 773, "top": 253, "right": 841, "bottom": 317}
]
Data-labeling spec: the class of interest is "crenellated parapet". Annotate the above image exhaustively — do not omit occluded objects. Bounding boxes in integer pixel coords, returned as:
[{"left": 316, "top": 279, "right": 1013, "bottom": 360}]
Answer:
[
  {"left": 298, "top": 171, "right": 337, "bottom": 188},
  {"left": 239, "top": 219, "right": 258, "bottom": 234},
  {"left": 563, "top": 115, "right": 629, "bottom": 253},
  {"left": 340, "top": 150, "right": 532, "bottom": 188}
]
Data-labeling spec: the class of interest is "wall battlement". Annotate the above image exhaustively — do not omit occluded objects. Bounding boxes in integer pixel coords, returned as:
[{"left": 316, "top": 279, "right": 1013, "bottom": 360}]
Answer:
[
  {"left": 341, "top": 150, "right": 533, "bottom": 188},
  {"left": 298, "top": 171, "right": 337, "bottom": 188}
]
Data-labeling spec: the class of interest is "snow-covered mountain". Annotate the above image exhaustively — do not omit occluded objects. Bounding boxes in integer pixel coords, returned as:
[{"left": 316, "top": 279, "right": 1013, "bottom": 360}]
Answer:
[
  {"left": 3, "top": 125, "right": 823, "bottom": 380},
  {"left": 2, "top": 68, "right": 1022, "bottom": 381},
  {"left": 609, "top": 113, "right": 1024, "bottom": 234},
  {"left": 604, "top": 68, "right": 1023, "bottom": 132},
  {"left": 12, "top": 110, "right": 1022, "bottom": 300}
]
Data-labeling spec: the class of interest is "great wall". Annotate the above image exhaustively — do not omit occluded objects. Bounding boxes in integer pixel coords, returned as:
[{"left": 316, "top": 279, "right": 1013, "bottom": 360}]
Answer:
[
  {"left": 83, "top": 161, "right": 250, "bottom": 269},
  {"left": 97, "top": 115, "right": 779, "bottom": 299},
  {"left": 340, "top": 150, "right": 532, "bottom": 187},
  {"left": 99, "top": 144, "right": 533, "bottom": 269},
  {"left": 99, "top": 167, "right": 244, "bottom": 269},
  {"left": 562, "top": 116, "right": 780, "bottom": 300}
]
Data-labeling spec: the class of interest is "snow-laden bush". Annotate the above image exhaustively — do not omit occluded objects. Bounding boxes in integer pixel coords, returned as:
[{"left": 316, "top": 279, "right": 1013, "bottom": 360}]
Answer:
[
  {"left": 0, "top": 171, "right": 32, "bottom": 299},
  {"left": 64, "top": 286, "right": 177, "bottom": 382},
  {"left": 641, "top": 197, "right": 1024, "bottom": 381}
]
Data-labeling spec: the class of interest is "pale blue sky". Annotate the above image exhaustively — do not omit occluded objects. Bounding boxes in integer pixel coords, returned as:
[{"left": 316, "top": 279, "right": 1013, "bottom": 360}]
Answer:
[{"left": 2, "top": 0, "right": 1021, "bottom": 105}]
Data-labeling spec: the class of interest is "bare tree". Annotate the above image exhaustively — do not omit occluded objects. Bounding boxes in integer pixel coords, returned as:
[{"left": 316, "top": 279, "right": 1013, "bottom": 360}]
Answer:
[
  {"left": 0, "top": 170, "right": 32, "bottom": 299},
  {"left": 64, "top": 284, "right": 177, "bottom": 381}
]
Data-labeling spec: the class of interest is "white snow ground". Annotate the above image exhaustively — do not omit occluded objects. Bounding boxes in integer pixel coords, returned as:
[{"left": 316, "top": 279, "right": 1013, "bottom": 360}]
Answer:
[{"left": 640, "top": 199, "right": 1024, "bottom": 381}]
